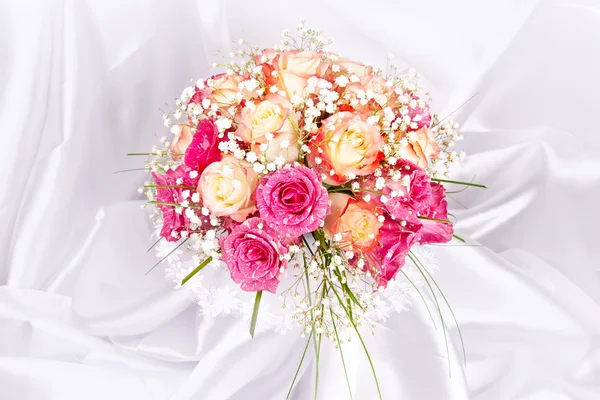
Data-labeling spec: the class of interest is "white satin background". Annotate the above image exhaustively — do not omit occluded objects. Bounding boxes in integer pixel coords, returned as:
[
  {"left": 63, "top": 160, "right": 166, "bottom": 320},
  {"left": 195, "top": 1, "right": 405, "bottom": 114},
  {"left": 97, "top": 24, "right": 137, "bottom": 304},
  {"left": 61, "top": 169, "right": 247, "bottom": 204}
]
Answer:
[{"left": 1, "top": 0, "right": 599, "bottom": 398}]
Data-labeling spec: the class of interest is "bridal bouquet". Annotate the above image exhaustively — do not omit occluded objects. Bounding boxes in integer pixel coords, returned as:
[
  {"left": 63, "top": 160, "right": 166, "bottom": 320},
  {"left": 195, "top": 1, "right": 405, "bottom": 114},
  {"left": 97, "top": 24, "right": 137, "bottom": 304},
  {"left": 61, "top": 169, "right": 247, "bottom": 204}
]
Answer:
[{"left": 134, "top": 22, "right": 480, "bottom": 399}]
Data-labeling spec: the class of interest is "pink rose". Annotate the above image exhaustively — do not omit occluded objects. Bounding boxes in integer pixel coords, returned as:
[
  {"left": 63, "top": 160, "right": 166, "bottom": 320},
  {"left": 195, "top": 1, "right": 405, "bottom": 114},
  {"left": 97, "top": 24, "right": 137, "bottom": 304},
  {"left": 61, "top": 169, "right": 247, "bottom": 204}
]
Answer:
[
  {"left": 272, "top": 50, "right": 328, "bottom": 99},
  {"left": 307, "top": 112, "right": 383, "bottom": 185},
  {"left": 414, "top": 182, "right": 453, "bottom": 245},
  {"left": 171, "top": 122, "right": 194, "bottom": 160},
  {"left": 358, "top": 160, "right": 432, "bottom": 225},
  {"left": 197, "top": 156, "right": 258, "bottom": 222},
  {"left": 362, "top": 219, "right": 416, "bottom": 287},
  {"left": 397, "top": 127, "right": 440, "bottom": 169},
  {"left": 152, "top": 165, "right": 204, "bottom": 241},
  {"left": 235, "top": 94, "right": 296, "bottom": 144},
  {"left": 219, "top": 217, "right": 288, "bottom": 293},
  {"left": 256, "top": 164, "right": 330, "bottom": 239},
  {"left": 324, "top": 193, "right": 382, "bottom": 253}
]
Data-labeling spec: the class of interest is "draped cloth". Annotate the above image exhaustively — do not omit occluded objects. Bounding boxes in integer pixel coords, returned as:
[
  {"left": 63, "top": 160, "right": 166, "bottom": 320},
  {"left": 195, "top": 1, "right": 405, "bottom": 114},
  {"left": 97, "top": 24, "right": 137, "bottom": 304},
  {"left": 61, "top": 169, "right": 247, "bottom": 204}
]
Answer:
[{"left": 1, "top": 0, "right": 599, "bottom": 398}]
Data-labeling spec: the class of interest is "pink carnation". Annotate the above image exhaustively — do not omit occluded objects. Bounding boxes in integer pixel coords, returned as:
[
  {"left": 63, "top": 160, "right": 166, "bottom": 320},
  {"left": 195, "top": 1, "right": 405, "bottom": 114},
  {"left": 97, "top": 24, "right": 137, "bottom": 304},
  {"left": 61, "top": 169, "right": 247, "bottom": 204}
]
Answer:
[
  {"left": 362, "top": 219, "right": 416, "bottom": 287},
  {"left": 184, "top": 118, "right": 221, "bottom": 174},
  {"left": 255, "top": 164, "right": 330, "bottom": 239},
  {"left": 219, "top": 218, "right": 288, "bottom": 293},
  {"left": 152, "top": 165, "right": 202, "bottom": 242},
  {"left": 359, "top": 160, "right": 431, "bottom": 224},
  {"left": 415, "top": 182, "right": 453, "bottom": 245}
]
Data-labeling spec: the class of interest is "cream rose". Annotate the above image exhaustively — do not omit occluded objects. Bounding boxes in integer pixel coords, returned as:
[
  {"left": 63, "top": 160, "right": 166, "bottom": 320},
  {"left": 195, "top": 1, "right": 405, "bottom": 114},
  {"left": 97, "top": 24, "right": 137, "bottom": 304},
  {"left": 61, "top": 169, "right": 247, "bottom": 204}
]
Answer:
[
  {"left": 209, "top": 73, "right": 245, "bottom": 106},
  {"left": 397, "top": 127, "right": 440, "bottom": 169},
  {"left": 307, "top": 112, "right": 383, "bottom": 185},
  {"left": 235, "top": 94, "right": 296, "bottom": 144},
  {"left": 197, "top": 156, "right": 258, "bottom": 222},
  {"left": 251, "top": 131, "right": 299, "bottom": 163},
  {"left": 272, "top": 50, "right": 328, "bottom": 99},
  {"left": 170, "top": 122, "right": 194, "bottom": 160},
  {"left": 324, "top": 193, "right": 382, "bottom": 253}
]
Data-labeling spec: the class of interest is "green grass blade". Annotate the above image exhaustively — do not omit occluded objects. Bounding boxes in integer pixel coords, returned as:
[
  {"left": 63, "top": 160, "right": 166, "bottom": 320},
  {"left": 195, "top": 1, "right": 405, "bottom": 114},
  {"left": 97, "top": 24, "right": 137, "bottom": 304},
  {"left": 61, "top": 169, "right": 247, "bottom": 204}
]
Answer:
[
  {"left": 453, "top": 234, "right": 466, "bottom": 243},
  {"left": 432, "top": 178, "right": 487, "bottom": 189},
  {"left": 146, "top": 237, "right": 163, "bottom": 253},
  {"left": 408, "top": 252, "right": 452, "bottom": 377},
  {"left": 400, "top": 269, "right": 437, "bottom": 329},
  {"left": 113, "top": 168, "right": 147, "bottom": 174},
  {"left": 145, "top": 239, "right": 188, "bottom": 275},
  {"left": 181, "top": 256, "right": 213, "bottom": 285},
  {"left": 327, "top": 280, "right": 382, "bottom": 399},
  {"left": 286, "top": 331, "right": 314, "bottom": 399},
  {"left": 330, "top": 308, "right": 354, "bottom": 400},
  {"left": 417, "top": 256, "right": 467, "bottom": 366}
]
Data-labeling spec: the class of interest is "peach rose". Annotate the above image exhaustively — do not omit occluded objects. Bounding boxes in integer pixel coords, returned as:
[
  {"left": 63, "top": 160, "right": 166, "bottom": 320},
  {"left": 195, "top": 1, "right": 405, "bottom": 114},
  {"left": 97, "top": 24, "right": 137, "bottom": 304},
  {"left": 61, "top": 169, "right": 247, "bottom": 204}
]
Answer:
[
  {"left": 307, "top": 112, "right": 383, "bottom": 185},
  {"left": 251, "top": 131, "right": 299, "bottom": 163},
  {"left": 334, "top": 58, "right": 372, "bottom": 79},
  {"left": 197, "top": 156, "right": 258, "bottom": 222},
  {"left": 209, "top": 73, "right": 250, "bottom": 106},
  {"left": 171, "top": 122, "right": 194, "bottom": 160},
  {"left": 397, "top": 127, "right": 440, "bottom": 168},
  {"left": 324, "top": 193, "right": 383, "bottom": 253},
  {"left": 272, "top": 50, "right": 328, "bottom": 99},
  {"left": 235, "top": 94, "right": 296, "bottom": 144},
  {"left": 361, "top": 74, "right": 397, "bottom": 108}
]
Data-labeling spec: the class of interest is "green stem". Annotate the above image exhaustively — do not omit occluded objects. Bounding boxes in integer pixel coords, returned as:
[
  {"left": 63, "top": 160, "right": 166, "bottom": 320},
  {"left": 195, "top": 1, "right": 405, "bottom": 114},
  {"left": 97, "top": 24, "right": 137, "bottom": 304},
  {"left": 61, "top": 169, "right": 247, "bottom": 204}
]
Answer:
[
  {"left": 326, "top": 276, "right": 383, "bottom": 400},
  {"left": 181, "top": 256, "right": 213, "bottom": 285},
  {"left": 249, "top": 291, "right": 263, "bottom": 338}
]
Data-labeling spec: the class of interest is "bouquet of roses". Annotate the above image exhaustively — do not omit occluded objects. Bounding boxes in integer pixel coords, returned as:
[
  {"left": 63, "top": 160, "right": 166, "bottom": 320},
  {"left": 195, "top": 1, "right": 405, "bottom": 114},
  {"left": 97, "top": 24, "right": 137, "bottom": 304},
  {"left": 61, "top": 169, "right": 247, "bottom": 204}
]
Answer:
[{"left": 132, "top": 22, "right": 481, "bottom": 399}]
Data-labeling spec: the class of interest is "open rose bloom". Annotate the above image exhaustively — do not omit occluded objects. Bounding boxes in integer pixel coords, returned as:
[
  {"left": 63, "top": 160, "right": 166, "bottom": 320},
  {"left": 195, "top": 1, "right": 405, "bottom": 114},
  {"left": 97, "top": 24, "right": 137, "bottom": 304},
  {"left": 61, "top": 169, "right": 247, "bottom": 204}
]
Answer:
[{"left": 138, "top": 22, "right": 474, "bottom": 398}]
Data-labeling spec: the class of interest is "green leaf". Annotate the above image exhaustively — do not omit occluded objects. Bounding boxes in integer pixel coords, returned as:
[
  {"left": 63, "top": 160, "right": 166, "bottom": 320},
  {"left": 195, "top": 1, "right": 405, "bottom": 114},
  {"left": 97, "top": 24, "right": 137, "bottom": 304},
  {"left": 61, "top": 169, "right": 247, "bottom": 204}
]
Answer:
[
  {"left": 249, "top": 291, "right": 263, "bottom": 338},
  {"left": 432, "top": 178, "right": 487, "bottom": 189},
  {"left": 181, "top": 256, "right": 213, "bottom": 285}
]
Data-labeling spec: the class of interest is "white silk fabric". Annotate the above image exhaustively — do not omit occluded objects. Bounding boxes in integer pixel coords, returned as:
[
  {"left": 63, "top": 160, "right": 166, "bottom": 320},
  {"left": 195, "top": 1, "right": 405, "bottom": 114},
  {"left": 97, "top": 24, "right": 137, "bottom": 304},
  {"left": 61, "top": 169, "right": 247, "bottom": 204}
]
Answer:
[{"left": 1, "top": 0, "right": 600, "bottom": 399}]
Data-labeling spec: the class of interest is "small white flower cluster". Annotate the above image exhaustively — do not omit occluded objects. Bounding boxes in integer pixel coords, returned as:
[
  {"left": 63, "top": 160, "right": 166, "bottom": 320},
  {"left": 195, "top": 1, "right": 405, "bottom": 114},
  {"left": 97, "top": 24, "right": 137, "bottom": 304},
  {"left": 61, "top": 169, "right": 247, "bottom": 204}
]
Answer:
[{"left": 429, "top": 118, "right": 464, "bottom": 177}]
